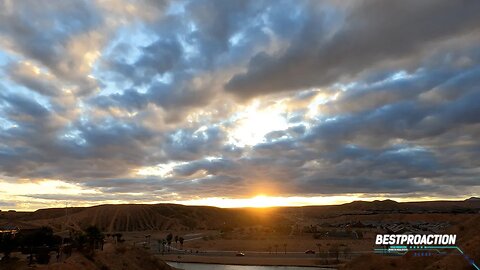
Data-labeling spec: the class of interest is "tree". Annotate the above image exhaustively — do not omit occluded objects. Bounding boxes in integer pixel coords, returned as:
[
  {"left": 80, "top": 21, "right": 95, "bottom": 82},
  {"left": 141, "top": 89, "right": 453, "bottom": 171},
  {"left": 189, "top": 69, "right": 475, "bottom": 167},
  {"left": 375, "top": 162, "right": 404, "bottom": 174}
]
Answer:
[
  {"left": 158, "top": 239, "right": 167, "bottom": 254},
  {"left": 163, "top": 239, "right": 167, "bottom": 251},
  {"left": 20, "top": 226, "right": 57, "bottom": 265},
  {"left": 174, "top": 235, "right": 179, "bottom": 247},
  {"left": 0, "top": 233, "right": 17, "bottom": 261},
  {"left": 73, "top": 231, "right": 87, "bottom": 251},
  {"left": 283, "top": 243, "right": 287, "bottom": 254},
  {"left": 178, "top": 237, "right": 184, "bottom": 250},
  {"left": 166, "top": 233, "right": 173, "bottom": 251},
  {"left": 274, "top": 244, "right": 278, "bottom": 254},
  {"left": 85, "top": 226, "right": 104, "bottom": 252}
]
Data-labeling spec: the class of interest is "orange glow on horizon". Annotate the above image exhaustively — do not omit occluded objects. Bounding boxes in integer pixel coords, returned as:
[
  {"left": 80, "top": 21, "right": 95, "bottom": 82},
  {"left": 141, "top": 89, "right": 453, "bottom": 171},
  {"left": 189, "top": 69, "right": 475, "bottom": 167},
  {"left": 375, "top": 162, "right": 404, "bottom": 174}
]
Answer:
[
  {"left": 176, "top": 195, "right": 362, "bottom": 208},
  {"left": 0, "top": 181, "right": 473, "bottom": 212}
]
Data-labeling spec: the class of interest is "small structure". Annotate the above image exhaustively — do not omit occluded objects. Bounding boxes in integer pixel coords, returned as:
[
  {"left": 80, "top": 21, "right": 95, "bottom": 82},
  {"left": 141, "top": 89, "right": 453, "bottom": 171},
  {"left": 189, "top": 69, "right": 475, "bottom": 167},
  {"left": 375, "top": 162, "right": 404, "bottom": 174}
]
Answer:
[{"left": 0, "top": 224, "right": 20, "bottom": 235}]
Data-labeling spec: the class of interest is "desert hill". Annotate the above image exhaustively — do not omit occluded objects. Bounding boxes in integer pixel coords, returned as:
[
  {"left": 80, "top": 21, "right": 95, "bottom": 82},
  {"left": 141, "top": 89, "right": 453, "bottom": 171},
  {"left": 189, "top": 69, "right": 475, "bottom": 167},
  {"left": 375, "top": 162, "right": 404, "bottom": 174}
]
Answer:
[
  {"left": 1, "top": 203, "right": 284, "bottom": 232},
  {"left": 283, "top": 198, "right": 480, "bottom": 220},
  {"left": 1, "top": 199, "right": 479, "bottom": 232}
]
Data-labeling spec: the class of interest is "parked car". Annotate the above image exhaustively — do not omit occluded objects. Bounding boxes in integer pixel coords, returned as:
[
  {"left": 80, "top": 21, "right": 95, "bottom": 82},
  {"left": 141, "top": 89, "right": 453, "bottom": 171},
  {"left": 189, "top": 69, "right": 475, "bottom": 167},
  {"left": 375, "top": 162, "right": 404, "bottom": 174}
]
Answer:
[
  {"left": 305, "top": 249, "right": 315, "bottom": 254},
  {"left": 236, "top": 252, "right": 245, "bottom": 256}
]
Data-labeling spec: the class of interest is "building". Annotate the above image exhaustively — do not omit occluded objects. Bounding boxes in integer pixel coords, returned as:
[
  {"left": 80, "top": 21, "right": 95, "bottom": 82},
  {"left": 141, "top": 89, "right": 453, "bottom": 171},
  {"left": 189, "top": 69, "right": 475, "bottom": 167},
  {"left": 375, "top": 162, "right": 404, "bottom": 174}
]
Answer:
[{"left": 0, "top": 224, "right": 20, "bottom": 235}]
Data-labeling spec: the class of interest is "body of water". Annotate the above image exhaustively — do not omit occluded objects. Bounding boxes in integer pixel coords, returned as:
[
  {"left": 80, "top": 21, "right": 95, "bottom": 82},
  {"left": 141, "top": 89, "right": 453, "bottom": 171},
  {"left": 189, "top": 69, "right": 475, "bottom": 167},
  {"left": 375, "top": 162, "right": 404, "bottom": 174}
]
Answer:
[{"left": 167, "top": 262, "right": 331, "bottom": 270}]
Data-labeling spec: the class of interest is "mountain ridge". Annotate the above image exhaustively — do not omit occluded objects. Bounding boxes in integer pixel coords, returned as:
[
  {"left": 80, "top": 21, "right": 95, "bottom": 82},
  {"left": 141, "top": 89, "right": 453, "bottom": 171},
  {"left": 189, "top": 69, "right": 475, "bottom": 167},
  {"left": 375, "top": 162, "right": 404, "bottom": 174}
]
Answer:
[{"left": 2, "top": 198, "right": 479, "bottom": 232}]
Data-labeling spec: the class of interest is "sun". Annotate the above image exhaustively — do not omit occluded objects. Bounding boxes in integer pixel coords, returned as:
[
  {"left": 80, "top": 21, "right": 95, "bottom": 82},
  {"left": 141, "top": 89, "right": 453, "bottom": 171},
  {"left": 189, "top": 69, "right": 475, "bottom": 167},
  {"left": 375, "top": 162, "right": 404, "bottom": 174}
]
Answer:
[{"left": 248, "top": 195, "right": 279, "bottom": 208}]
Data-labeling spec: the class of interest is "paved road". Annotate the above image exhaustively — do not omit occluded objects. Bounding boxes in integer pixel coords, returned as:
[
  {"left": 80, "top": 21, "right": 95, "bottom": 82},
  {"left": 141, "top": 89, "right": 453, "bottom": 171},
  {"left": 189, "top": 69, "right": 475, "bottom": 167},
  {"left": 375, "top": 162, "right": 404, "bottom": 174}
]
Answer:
[
  {"left": 184, "top": 252, "right": 318, "bottom": 259},
  {"left": 153, "top": 232, "right": 367, "bottom": 260}
]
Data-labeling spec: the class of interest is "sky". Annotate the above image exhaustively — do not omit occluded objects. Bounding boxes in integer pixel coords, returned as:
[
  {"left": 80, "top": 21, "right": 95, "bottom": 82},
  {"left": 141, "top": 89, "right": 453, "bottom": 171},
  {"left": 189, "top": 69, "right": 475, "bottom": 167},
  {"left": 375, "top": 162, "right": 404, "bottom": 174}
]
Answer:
[{"left": 1, "top": 0, "right": 480, "bottom": 211}]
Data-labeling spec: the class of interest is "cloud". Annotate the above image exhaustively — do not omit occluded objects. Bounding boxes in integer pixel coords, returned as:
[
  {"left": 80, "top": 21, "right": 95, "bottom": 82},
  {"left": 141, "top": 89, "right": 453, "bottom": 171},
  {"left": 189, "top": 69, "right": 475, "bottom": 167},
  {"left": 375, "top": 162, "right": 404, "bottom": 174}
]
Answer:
[
  {"left": 0, "top": 200, "right": 16, "bottom": 208},
  {"left": 225, "top": 0, "right": 480, "bottom": 99},
  {"left": 0, "top": 0, "right": 105, "bottom": 96},
  {"left": 173, "top": 158, "right": 235, "bottom": 176},
  {"left": 1, "top": 0, "right": 480, "bottom": 209}
]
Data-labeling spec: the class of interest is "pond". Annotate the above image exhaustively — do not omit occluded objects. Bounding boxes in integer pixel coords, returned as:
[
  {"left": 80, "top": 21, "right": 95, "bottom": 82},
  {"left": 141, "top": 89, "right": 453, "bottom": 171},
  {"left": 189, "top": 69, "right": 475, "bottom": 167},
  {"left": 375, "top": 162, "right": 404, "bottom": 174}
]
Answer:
[{"left": 167, "top": 262, "right": 332, "bottom": 270}]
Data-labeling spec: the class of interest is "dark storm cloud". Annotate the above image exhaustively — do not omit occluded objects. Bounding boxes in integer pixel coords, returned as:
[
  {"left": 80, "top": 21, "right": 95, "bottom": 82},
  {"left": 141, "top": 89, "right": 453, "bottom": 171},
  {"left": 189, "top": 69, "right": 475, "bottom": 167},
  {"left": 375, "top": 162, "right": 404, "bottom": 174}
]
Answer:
[
  {"left": 1, "top": 0, "right": 480, "bottom": 206},
  {"left": 226, "top": 0, "right": 480, "bottom": 99}
]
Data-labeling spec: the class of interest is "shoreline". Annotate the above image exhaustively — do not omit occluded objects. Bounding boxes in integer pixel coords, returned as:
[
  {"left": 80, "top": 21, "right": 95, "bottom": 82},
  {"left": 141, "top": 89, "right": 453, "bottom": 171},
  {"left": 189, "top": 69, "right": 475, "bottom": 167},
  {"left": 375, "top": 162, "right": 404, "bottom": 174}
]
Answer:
[{"left": 159, "top": 254, "right": 340, "bottom": 268}]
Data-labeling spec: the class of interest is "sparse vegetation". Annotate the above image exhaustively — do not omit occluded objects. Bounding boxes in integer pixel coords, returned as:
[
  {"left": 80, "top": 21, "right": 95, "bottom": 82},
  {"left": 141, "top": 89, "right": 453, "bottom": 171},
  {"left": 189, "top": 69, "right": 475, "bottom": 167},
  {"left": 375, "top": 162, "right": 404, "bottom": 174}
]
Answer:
[{"left": 0, "top": 200, "right": 479, "bottom": 268}]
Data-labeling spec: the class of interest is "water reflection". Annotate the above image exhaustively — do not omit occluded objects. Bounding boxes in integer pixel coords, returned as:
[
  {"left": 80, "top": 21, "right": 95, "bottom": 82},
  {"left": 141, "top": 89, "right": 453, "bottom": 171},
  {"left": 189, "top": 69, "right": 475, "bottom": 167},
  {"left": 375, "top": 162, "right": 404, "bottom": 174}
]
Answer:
[{"left": 167, "top": 262, "right": 331, "bottom": 270}]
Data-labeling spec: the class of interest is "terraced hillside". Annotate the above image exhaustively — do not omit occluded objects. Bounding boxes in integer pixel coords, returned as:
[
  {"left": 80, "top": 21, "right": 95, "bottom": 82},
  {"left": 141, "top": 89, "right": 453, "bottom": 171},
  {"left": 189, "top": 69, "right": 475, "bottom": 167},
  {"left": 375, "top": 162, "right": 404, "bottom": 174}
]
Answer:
[{"left": 0, "top": 203, "right": 283, "bottom": 232}]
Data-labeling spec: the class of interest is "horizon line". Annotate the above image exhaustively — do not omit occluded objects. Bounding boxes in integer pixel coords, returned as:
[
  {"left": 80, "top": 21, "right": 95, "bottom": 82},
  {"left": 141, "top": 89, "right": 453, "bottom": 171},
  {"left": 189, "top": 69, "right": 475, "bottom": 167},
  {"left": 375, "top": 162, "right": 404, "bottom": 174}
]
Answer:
[{"left": 2, "top": 196, "right": 477, "bottom": 212}]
